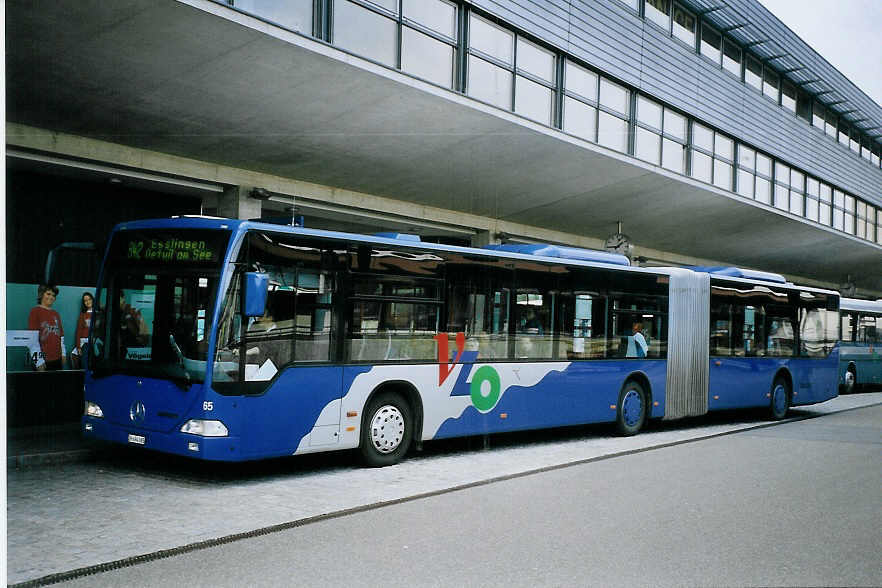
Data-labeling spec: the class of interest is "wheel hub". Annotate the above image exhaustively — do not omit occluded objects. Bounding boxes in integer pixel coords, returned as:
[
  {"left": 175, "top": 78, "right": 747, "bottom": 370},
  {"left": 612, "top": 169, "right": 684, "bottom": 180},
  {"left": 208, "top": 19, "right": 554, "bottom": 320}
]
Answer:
[
  {"left": 623, "top": 389, "right": 643, "bottom": 427},
  {"left": 369, "top": 405, "right": 405, "bottom": 454},
  {"left": 773, "top": 384, "right": 787, "bottom": 414}
]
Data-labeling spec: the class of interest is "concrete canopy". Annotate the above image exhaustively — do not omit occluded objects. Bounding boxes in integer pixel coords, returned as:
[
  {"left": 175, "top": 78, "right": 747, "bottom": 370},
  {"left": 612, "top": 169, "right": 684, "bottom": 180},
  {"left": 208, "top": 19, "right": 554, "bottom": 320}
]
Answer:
[{"left": 6, "top": 0, "right": 881, "bottom": 293}]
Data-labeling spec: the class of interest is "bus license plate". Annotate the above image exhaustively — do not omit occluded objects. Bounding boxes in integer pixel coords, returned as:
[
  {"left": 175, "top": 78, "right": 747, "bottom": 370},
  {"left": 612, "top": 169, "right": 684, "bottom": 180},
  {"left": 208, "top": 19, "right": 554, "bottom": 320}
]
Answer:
[{"left": 128, "top": 434, "right": 146, "bottom": 445}]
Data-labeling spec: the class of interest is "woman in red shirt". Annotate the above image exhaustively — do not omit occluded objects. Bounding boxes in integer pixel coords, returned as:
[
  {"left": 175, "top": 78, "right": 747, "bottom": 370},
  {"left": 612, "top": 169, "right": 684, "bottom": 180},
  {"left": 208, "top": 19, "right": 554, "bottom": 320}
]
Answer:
[
  {"left": 71, "top": 292, "right": 94, "bottom": 369},
  {"left": 28, "top": 284, "right": 66, "bottom": 371}
]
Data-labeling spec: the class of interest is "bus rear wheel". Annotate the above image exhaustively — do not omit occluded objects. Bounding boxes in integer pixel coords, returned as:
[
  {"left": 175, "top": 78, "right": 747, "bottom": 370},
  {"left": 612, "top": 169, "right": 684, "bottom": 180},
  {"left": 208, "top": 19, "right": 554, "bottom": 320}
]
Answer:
[
  {"left": 359, "top": 392, "right": 413, "bottom": 467},
  {"left": 616, "top": 380, "right": 647, "bottom": 436},
  {"left": 769, "top": 377, "right": 791, "bottom": 420}
]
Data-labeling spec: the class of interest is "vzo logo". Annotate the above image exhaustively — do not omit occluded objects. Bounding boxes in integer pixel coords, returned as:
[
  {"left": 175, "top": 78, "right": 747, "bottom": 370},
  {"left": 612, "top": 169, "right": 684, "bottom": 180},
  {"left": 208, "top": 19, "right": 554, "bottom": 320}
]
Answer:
[{"left": 434, "top": 332, "right": 502, "bottom": 413}]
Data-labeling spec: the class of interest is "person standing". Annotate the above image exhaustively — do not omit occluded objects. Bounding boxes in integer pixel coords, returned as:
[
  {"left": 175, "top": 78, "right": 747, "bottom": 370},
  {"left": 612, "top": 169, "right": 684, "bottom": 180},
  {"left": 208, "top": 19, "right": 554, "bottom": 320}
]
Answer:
[
  {"left": 28, "top": 284, "right": 66, "bottom": 371},
  {"left": 632, "top": 321, "right": 648, "bottom": 358},
  {"left": 70, "top": 291, "right": 95, "bottom": 369}
]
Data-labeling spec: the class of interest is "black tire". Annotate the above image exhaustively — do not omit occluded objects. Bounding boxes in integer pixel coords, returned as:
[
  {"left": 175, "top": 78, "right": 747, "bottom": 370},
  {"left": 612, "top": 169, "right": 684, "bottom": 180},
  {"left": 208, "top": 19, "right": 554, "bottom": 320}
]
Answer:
[
  {"left": 842, "top": 365, "right": 856, "bottom": 394},
  {"left": 359, "top": 392, "right": 413, "bottom": 467},
  {"left": 769, "top": 376, "right": 791, "bottom": 420},
  {"left": 616, "top": 380, "right": 647, "bottom": 436}
]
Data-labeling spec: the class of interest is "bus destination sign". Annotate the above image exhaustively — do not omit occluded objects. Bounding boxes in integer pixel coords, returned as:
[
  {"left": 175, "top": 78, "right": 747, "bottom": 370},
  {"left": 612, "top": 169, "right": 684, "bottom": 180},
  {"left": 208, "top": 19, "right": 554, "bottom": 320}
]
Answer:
[
  {"left": 128, "top": 238, "right": 215, "bottom": 263},
  {"left": 110, "top": 229, "right": 229, "bottom": 266}
]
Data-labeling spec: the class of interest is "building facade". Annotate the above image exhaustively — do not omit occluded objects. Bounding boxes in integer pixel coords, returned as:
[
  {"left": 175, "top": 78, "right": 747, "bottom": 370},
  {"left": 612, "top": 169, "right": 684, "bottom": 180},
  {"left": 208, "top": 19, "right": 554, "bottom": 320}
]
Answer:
[{"left": 5, "top": 0, "right": 882, "bottom": 403}]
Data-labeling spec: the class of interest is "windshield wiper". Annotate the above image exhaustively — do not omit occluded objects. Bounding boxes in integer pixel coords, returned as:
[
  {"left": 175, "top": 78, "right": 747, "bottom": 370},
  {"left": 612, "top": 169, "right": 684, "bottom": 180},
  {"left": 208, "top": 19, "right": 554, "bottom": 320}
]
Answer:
[{"left": 168, "top": 335, "right": 192, "bottom": 391}]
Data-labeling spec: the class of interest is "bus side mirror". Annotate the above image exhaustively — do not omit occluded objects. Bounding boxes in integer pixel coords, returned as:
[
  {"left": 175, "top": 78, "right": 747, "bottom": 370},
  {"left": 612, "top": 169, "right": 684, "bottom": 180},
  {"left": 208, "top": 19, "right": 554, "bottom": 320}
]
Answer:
[{"left": 244, "top": 272, "right": 269, "bottom": 317}]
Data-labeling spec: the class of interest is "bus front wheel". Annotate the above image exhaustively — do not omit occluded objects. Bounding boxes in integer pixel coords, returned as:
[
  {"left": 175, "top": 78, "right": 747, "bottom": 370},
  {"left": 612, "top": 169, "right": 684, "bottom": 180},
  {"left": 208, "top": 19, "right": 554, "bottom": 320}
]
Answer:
[
  {"left": 359, "top": 392, "right": 413, "bottom": 467},
  {"left": 616, "top": 380, "right": 647, "bottom": 436},
  {"left": 769, "top": 377, "right": 791, "bottom": 420}
]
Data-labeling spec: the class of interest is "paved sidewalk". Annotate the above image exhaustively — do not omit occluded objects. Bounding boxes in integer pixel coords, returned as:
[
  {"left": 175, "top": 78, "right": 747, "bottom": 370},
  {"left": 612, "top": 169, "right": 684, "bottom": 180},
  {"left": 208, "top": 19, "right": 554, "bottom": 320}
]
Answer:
[{"left": 7, "top": 393, "right": 882, "bottom": 585}]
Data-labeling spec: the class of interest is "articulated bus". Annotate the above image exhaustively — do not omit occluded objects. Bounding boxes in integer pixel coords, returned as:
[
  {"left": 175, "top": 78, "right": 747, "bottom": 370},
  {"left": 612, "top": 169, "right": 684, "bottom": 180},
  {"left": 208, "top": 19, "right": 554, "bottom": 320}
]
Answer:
[
  {"left": 82, "top": 218, "right": 840, "bottom": 466},
  {"left": 839, "top": 298, "right": 882, "bottom": 393}
]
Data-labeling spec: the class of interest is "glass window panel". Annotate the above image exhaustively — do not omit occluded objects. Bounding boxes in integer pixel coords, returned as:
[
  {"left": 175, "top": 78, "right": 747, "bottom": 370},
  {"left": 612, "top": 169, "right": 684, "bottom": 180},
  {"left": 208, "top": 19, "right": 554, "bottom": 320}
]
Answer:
[
  {"left": 402, "top": 27, "right": 454, "bottom": 87},
  {"left": 701, "top": 23, "right": 721, "bottom": 63},
  {"left": 692, "top": 123, "right": 713, "bottom": 152},
  {"left": 833, "top": 207, "right": 844, "bottom": 231},
  {"left": 805, "top": 196, "right": 819, "bottom": 221},
  {"left": 691, "top": 150, "right": 712, "bottom": 183},
  {"left": 755, "top": 177, "right": 771, "bottom": 204},
  {"left": 844, "top": 211, "right": 855, "bottom": 234},
  {"left": 403, "top": 0, "right": 456, "bottom": 38},
  {"left": 738, "top": 145, "right": 755, "bottom": 170},
  {"left": 365, "top": 0, "right": 398, "bottom": 11},
  {"left": 756, "top": 152, "right": 771, "bottom": 177},
  {"left": 672, "top": 5, "right": 695, "bottom": 45},
  {"left": 775, "top": 162, "right": 790, "bottom": 184},
  {"left": 565, "top": 61, "right": 598, "bottom": 102},
  {"left": 723, "top": 40, "right": 741, "bottom": 76},
  {"left": 849, "top": 136, "right": 860, "bottom": 154},
  {"left": 845, "top": 195, "right": 855, "bottom": 213},
  {"left": 598, "top": 111, "right": 628, "bottom": 153},
  {"left": 812, "top": 103, "right": 825, "bottom": 129},
  {"left": 838, "top": 127, "right": 850, "bottom": 146},
  {"left": 833, "top": 189, "right": 844, "bottom": 208},
  {"left": 763, "top": 68, "right": 779, "bottom": 101},
  {"left": 468, "top": 55, "right": 512, "bottom": 109},
  {"left": 645, "top": 0, "right": 671, "bottom": 30},
  {"left": 563, "top": 96, "right": 597, "bottom": 141},
  {"left": 663, "top": 109, "right": 686, "bottom": 141},
  {"left": 599, "top": 78, "right": 630, "bottom": 115},
  {"left": 806, "top": 177, "right": 819, "bottom": 197},
  {"left": 662, "top": 138, "right": 686, "bottom": 173},
  {"left": 515, "top": 75, "right": 553, "bottom": 125},
  {"left": 637, "top": 96, "right": 663, "bottom": 129},
  {"left": 774, "top": 183, "right": 789, "bottom": 210},
  {"left": 796, "top": 91, "right": 812, "bottom": 121},
  {"left": 635, "top": 127, "right": 662, "bottom": 165},
  {"left": 781, "top": 81, "right": 796, "bottom": 112},
  {"left": 820, "top": 183, "right": 832, "bottom": 203},
  {"left": 334, "top": 0, "right": 396, "bottom": 66},
  {"left": 714, "top": 134, "right": 734, "bottom": 160},
  {"left": 235, "top": 0, "right": 313, "bottom": 33},
  {"left": 825, "top": 112, "right": 837, "bottom": 138},
  {"left": 737, "top": 169, "right": 754, "bottom": 198},
  {"left": 469, "top": 14, "right": 514, "bottom": 64},
  {"left": 819, "top": 200, "right": 831, "bottom": 225},
  {"left": 713, "top": 160, "right": 733, "bottom": 190},
  {"left": 857, "top": 214, "right": 866, "bottom": 239},
  {"left": 745, "top": 56, "right": 762, "bottom": 90},
  {"left": 789, "top": 191, "right": 803, "bottom": 215},
  {"left": 790, "top": 170, "right": 804, "bottom": 191},
  {"left": 872, "top": 153, "right": 880, "bottom": 166},
  {"left": 517, "top": 38, "right": 555, "bottom": 83}
]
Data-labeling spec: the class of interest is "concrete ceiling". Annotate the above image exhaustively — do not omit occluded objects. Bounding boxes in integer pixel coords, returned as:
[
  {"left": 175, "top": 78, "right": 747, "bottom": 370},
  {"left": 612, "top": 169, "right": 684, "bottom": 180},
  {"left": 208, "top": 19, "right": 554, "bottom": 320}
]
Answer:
[{"left": 6, "top": 0, "right": 881, "bottom": 293}]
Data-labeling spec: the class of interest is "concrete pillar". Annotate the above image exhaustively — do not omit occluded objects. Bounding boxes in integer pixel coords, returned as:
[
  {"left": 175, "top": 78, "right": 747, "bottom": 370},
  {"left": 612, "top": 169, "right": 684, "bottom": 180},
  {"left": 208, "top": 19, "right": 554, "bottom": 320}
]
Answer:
[
  {"left": 218, "top": 185, "right": 263, "bottom": 220},
  {"left": 470, "top": 230, "right": 500, "bottom": 248}
]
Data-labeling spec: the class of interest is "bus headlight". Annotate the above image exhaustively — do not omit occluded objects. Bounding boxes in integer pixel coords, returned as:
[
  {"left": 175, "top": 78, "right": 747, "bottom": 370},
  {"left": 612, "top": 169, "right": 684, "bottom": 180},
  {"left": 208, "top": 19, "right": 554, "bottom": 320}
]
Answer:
[
  {"left": 180, "top": 419, "right": 229, "bottom": 437},
  {"left": 84, "top": 401, "right": 104, "bottom": 418}
]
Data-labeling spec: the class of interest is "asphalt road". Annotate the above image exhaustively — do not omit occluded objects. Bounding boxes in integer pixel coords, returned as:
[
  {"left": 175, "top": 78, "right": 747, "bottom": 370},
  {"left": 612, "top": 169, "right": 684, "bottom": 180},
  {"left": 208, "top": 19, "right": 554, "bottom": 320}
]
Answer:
[{"left": 55, "top": 403, "right": 882, "bottom": 588}]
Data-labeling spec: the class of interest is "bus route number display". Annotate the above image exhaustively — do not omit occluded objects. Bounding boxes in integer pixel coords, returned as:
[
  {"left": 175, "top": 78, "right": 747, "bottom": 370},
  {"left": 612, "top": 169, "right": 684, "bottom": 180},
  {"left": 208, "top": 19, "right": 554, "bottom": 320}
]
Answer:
[{"left": 127, "top": 238, "right": 216, "bottom": 263}]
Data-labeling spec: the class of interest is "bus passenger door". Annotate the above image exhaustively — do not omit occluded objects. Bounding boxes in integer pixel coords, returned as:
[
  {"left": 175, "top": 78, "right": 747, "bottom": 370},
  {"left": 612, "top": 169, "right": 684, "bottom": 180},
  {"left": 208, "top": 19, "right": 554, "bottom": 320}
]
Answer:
[{"left": 708, "top": 302, "right": 767, "bottom": 409}]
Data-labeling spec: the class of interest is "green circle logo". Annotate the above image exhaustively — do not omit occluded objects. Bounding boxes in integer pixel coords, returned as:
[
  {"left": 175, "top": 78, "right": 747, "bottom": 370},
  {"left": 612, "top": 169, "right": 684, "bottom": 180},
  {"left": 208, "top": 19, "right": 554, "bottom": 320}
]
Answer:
[{"left": 470, "top": 366, "right": 501, "bottom": 413}]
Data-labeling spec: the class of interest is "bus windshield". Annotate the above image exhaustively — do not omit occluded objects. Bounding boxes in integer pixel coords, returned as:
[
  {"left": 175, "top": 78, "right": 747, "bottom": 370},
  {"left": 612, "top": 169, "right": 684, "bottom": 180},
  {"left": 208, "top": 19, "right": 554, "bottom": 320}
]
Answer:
[{"left": 89, "top": 229, "right": 230, "bottom": 383}]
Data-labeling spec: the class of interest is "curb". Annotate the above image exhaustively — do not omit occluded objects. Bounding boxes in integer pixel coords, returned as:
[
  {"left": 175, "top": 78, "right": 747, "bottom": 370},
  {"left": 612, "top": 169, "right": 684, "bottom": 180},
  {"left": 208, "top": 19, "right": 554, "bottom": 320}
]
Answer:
[{"left": 7, "top": 448, "right": 100, "bottom": 469}]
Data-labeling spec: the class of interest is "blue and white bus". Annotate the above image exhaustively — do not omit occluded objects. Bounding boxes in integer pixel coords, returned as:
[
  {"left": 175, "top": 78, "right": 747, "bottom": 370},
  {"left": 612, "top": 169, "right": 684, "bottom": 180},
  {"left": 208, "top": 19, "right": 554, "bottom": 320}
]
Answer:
[
  {"left": 839, "top": 298, "right": 882, "bottom": 393},
  {"left": 82, "top": 217, "right": 840, "bottom": 466}
]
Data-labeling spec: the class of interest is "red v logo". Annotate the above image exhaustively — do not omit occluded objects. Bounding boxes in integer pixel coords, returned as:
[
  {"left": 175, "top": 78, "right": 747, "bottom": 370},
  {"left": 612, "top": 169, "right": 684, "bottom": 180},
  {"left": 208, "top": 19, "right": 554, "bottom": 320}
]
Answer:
[{"left": 434, "top": 332, "right": 466, "bottom": 386}]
